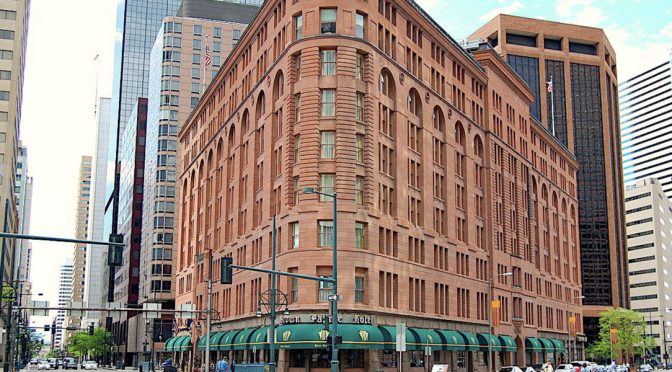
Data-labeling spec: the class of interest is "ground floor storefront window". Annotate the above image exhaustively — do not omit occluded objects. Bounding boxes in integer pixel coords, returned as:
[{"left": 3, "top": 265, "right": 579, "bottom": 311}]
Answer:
[
  {"left": 310, "top": 350, "right": 331, "bottom": 369},
  {"left": 379, "top": 350, "right": 396, "bottom": 368},
  {"left": 409, "top": 351, "right": 424, "bottom": 367},
  {"left": 457, "top": 351, "right": 467, "bottom": 368},
  {"left": 343, "top": 350, "right": 365, "bottom": 368},
  {"left": 289, "top": 350, "right": 306, "bottom": 368}
]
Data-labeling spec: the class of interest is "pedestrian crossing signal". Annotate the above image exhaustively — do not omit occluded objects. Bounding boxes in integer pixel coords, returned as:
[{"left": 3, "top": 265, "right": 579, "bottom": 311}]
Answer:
[{"left": 221, "top": 257, "right": 233, "bottom": 284}]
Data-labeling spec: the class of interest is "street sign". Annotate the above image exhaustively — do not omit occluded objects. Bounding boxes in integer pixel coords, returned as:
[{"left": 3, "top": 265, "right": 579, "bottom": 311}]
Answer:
[
  {"left": 30, "top": 300, "right": 49, "bottom": 316},
  {"left": 143, "top": 303, "right": 162, "bottom": 319},
  {"left": 327, "top": 294, "right": 341, "bottom": 301},
  {"left": 178, "top": 303, "right": 197, "bottom": 319},
  {"left": 68, "top": 302, "right": 85, "bottom": 317},
  {"left": 396, "top": 322, "right": 406, "bottom": 352}
]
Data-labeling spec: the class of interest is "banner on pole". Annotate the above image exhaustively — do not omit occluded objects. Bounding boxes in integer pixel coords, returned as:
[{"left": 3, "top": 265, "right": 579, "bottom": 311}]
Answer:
[{"left": 492, "top": 300, "right": 501, "bottom": 328}]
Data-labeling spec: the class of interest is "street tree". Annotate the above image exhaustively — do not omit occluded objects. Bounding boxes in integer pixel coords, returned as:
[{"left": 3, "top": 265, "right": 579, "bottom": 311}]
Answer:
[
  {"left": 587, "top": 307, "right": 656, "bottom": 364},
  {"left": 67, "top": 328, "right": 113, "bottom": 359}
]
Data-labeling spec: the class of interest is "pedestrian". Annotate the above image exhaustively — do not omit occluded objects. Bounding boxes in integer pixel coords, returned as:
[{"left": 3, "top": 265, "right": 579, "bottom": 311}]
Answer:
[
  {"left": 544, "top": 361, "right": 554, "bottom": 372},
  {"left": 610, "top": 360, "right": 617, "bottom": 372},
  {"left": 215, "top": 357, "right": 231, "bottom": 372},
  {"left": 580, "top": 363, "right": 587, "bottom": 372}
]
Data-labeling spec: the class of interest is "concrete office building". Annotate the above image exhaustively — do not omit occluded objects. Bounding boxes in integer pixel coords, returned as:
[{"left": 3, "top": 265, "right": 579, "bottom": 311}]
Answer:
[
  {"left": 470, "top": 15, "right": 627, "bottom": 342},
  {"left": 54, "top": 260, "right": 74, "bottom": 350},
  {"left": 620, "top": 57, "right": 672, "bottom": 196},
  {"left": 14, "top": 143, "right": 32, "bottom": 307},
  {"left": 84, "top": 97, "right": 112, "bottom": 326},
  {"left": 65, "top": 156, "right": 93, "bottom": 341},
  {"left": 0, "top": 0, "right": 30, "bottom": 363},
  {"left": 624, "top": 178, "right": 672, "bottom": 359},
  {"left": 171, "top": 1, "right": 584, "bottom": 370}
]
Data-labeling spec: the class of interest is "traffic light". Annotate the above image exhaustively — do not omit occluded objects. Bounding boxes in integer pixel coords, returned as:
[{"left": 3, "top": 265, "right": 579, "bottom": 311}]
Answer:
[
  {"left": 51, "top": 321, "right": 56, "bottom": 335},
  {"left": 221, "top": 257, "right": 233, "bottom": 284},
  {"left": 88, "top": 324, "right": 94, "bottom": 336},
  {"left": 44, "top": 324, "right": 50, "bottom": 332},
  {"left": 108, "top": 234, "right": 124, "bottom": 266}
]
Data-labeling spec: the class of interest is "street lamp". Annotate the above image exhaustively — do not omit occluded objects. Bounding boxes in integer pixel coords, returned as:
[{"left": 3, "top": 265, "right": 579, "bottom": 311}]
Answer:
[
  {"left": 489, "top": 272, "right": 512, "bottom": 372},
  {"left": 565, "top": 295, "right": 584, "bottom": 362},
  {"left": 303, "top": 187, "right": 339, "bottom": 372}
]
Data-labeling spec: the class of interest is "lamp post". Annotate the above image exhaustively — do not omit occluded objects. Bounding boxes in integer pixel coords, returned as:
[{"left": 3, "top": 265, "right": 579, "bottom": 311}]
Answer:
[
  {"left": 304, "top": 188, "right": 339, "bottom": 372},
  {"left": 489, "top": 272, "right": 512, "bottom": 372},
  {"left": 565, "top": 295, "right": 584, "bottom": 361},
  {"left": 255, "top": 287, "right": 289, "bottom": 369}
]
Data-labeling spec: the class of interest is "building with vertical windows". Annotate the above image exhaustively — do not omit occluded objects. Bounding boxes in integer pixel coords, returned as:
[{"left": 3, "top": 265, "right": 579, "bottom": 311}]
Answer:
[
  {"left": 84, "top": 97, "right": 112, "bottom": 327},
  {"left": 54, "top": 260, "right": 74, "bottom": 350},
  {"left": 14, "top": 142, "right": 32, "bottom": 308},
  {"left": 470, "top": 15, "right": 627, "bottom": 342},
  {"left": 112, "top": 98, "right": 147, "bottom": 366},
  {"left": 170, "top": 1, "right": 583, "bottom": 371},
  {"left": 620, "top": 57, "right": 672, "bottom": 196},
  {"left": 65, "top": 156, "right": 93, "bottom": 341},
  {"left": 139, "top": 14, "right": 250, "bottom": 360},
  {"left": 624, "top": 178, "right": 672, "bottom": 359},
  {"left": 0, "top": 0, "right": 30, "bottom": 362}
]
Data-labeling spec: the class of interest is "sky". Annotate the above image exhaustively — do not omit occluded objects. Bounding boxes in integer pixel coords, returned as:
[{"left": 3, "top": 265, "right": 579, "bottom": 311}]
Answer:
[{"left": 18, "top": 0, "right": 671, "bottom": 332}]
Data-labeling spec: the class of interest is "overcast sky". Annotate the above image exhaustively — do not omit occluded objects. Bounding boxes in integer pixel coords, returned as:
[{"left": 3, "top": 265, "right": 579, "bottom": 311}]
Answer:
[{"left": 19, "top": 0, "right": 670, "bottom": 333}]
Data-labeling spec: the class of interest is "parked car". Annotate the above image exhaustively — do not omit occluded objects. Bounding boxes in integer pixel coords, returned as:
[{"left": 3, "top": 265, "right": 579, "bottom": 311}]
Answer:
[
  {"left": 499, "top": 367, "right": 525, "bottom": 372},
  {"left": 82, "top": 361, "right": 98, "bottom": 370},
  {"left": 64, "top": 358, "right": 77, "bottom": 370},
  {"left": 555, "top": 364, "right": 575, "bottom": 371},
  {"left": 38, "top": 361, "right": 51, "bottom": 370},
  {"left": 30, "top": 359, "right": 39, "bottom": 365},
  {"left": 47, "top": 358, "right": 58, "bottom": 369},
  {"left": 639, "top": 364, "right": 653, "bottom": 372}
]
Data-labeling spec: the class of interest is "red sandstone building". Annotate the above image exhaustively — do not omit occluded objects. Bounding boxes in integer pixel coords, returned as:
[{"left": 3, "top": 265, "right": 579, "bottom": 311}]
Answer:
[{"left": 171, "top": 1, "right": 583, "bottom": 371}]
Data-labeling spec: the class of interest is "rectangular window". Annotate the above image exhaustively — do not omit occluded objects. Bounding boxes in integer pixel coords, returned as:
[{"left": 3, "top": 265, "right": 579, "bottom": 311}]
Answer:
[
  {"left": 355, "top": 176, "right": 364, "bottom": 205},
  {"left": 0, "top": 10, "right": 16, "bottom": 20},
  {"left": 0, "top": 91, "right": 10, "bottom": 101},
  {"left": 320, "top": 174, "right": 334, "bottom": 201},
  {"left": 291, "top": 277, "right": 299, "bottom": 303},
  {"left": 0, "top": 111, "right": 7, "bottom": 121},
  {"left": 193, "top": 39, "right": 201, "bottom": 50},
  {"left": 213, "top": 41, "right": 221, "bottom": 52},
  {"left": 294, "top": 14, "right": 303, "bottom": 39},
  {"left": 0, "top": 50, "right": 12, "bottom": 60},
  {"left": 320, "top": 131, "right": 335, "bottom": 158},
  {"left": 356, "top": 53, "right": 364, "bottom": 80},
  {"left": 291, "top": 222, "right": 299, "bottom": 249},
  {"left": 319, "top": 221, "right": 334, "bottom": 247},
  {"left": 295, "top": 93, "right": 301, "bottom": 121},
  {"left": 194, "top": 24, "right": 202, "bottom": 36},
  {"left": 355, "top": 134, "right": 364, "bottom": 162},
  {"left": 0, "top": 29, "right": 14, "bottom": 40},
  {"left": 356, "top": 93, "right": 364, "bottom": 121},
  {"left": 294, "top": 134, "right": 301, "bottom": 162},
  {"left": 191, "top": 82, "right": 200, "bottom": 94},
  {"left": 192, "top": 67, "right": 201, "bottom": 79},
  {"left": 321, "top": 89, "right": 336, "bottom": 117},
  {"left": 355, "top": 276, "right": 365, "bottom": 303},
  {"left": 320, "top": 8, "right": 337, "bottom": 34},
  {"left": 293, "top": 176, "right": 300, "bottom": 204},
  {"left": 321, "top": 50, "right": 336, "bottom": 75},
  {"left": 193, "top": 53, "right": 201, "bottom": 64},
  {"left": 355, "top": 222, "right": 366, "bottom": 249},
  {"left": 355, "top": 12, "right": 366, "bottom": 39},
  {"left": 213, "top": 27, "right": 222, "bottom": 38},
  {"left": 295, "top": 54, "right": 302, "bottom": 80},
  {"left": 318, "top": 277, "right": 333, "bottom": 302},
  {"left": 0, "top": 70, "right": 9, "bottom": 80},
  {"left": 232, "top": 29, "right": 241, "bottom": 44}
]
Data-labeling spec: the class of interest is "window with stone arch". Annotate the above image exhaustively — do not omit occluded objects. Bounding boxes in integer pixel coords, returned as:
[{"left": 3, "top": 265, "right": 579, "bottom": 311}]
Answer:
[
  {"left": 379, "top": 68, "right": 396, "bottom": 99},
  {"left": 407, "top": 88, "right": 422, "bottom": 117},
  {"left": 432, "top": 106, "right": 445, "bottom": 135}
]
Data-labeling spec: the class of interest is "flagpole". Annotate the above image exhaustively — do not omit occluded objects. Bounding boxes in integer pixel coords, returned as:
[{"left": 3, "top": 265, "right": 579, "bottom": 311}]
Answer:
[
  {"left": 549, "top": 75, "right": 556, "bottom": 136},
  {"left": 202, "top": 34, "right": 208, "bottom": 95}
]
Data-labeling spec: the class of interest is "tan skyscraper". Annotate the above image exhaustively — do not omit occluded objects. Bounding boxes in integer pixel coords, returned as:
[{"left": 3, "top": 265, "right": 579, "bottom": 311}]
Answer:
[
  {"left": 471, "top": 14, "right": 627, "bottom": 343},
  {"left": 66, "top": 156, "right": 93, "bottom": 341},
  {"left": 0, "top": 0, "right": 30, "bottom": 366}
]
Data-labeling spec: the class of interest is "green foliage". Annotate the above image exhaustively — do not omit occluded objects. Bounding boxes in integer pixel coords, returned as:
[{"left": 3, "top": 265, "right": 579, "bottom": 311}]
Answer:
[
  {"left": 1, "top": 284, "right": 15, "bottom": 300},
  {"left": 45, "top": 350, "right": 58, "bottom": 358},
  {"left": 586, "top": 307, "right": 656, "bottom": 363},
  {"left": 67, "top": 328, "right": 113, "bottom": 358}
]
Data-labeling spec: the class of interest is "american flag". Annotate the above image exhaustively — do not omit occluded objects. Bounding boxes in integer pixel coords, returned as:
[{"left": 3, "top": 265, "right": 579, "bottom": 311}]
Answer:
[
  {"left": 546, "top": 80, "right": 553, "bottom": 93},
  {"left": 205, "top": 41, "right": 212, "bottom": 67}
]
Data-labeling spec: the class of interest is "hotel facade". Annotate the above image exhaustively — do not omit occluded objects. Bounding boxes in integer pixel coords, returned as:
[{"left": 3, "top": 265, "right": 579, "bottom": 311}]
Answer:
[{"left": 171, "top": 1, "right": 583, "bottom": 371}]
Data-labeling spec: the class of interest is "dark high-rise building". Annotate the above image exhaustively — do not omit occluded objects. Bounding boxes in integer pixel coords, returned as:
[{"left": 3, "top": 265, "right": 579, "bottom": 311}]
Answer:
[
  {"left": 471, "top": 15, "right": 628, "bottom": 343},
  {"left": 112, "top": 97, "right": 147, "bottom": 366}
]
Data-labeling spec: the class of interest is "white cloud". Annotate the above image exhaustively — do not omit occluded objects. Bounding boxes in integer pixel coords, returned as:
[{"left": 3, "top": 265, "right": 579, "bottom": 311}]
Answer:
[
  {"left": 604, "top": 24, "right": 672, "bottom": 80},
  {"left": 660, "top": 22, "right": 672, "bottom": 38},
  {"left": 555, "top": 0, "right": 607, "bottom": 26},
  {"left": 479, "top": 0, "right": 523, "bottom": 22},
  {"left": 416, "top": 0, "right": 439, "bottom": 11}
]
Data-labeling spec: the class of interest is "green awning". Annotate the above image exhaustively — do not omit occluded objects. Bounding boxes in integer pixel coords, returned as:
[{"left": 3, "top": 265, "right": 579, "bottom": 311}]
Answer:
[
  {"left": 410, "top": 328, "right": 443, "bottom": 349},
  {"left": 435, "top": 330, "right": 468, "bottom": 351},
  {"left": 499, "top": 335, "right": 517, "bottom": 352},
  {"left": 176, "top": 336, "right": 193, "bottom": 352},
  {"left": 211, "top": 332, "right": 228, "bottom": 349},
  {"left": 164, "top": 336, "right": 178, "bottom": 352},
  {"left": 219, "top": 330, "right": 242, "bottom": 351},
  {"left": 233, "top": 328, "right": 257, "bottom": 350},
  {"left": 477, "top": 333, "right": 503, "bottom": 351},
  {"left": 549, "top": 339, "right": 565, "bottom": 352},
  {"left": 379, "top": 326, "right": 421, "bottom": 351},
  {"left": 197, "top": 332, "right": 223, "bottom": 351},
  {"left": 276, "top": 324, "right": 329, "bottom": 349},
  {"left": 458, "top": 331, "right": 480, "bottom": 351},
  {"left": 538, "top": 338, "right": 554, "bottom": 352},
  {"left": 525, "top": 337, "right": 543, "bottom": 352},
  {"left": 378, "top": 325, "right": 395, "bottom": 350},
  {"left": 247, "top": 327, "right": 270, "bottom": 349},
  {"left": 339, "top": 324, "right": 386, "bottom": 350}
]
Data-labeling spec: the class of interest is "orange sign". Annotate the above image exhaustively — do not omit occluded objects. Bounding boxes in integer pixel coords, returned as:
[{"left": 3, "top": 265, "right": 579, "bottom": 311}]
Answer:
[
  {"left": 492, "top": 300, "right": 501, "bottom": 327},
  {"left": 610, "top": 328, "right": 618, "bottom": 344},
  {"left": 569, "top": 316, "right": 577, "bottom": 337}
]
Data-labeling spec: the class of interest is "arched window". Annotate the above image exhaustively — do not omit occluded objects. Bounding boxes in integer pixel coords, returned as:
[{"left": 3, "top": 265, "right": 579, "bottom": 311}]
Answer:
[
  {"left": 407, "top": 88, "right": 422, "bottom": 117},
  {"left": 379, "top": 68, "right": 396, "bottom": 99},
  {"left": 432, "top": 106, "right": 445, "bottom": 134},
  {"left": 256, "top": 91, "right": 266, "bottom": 123},
  {"left": 473, "top": 135, "right": 484, "bottom": 158},
  {"left": 272, "top": 70, "right": 284, "bottom": 104},
  {"left": 240, "top": 110, "right": 249, "bottom": 141},
  {"left": 455, "top": 121, "right": 466, "bottom": 147}
]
